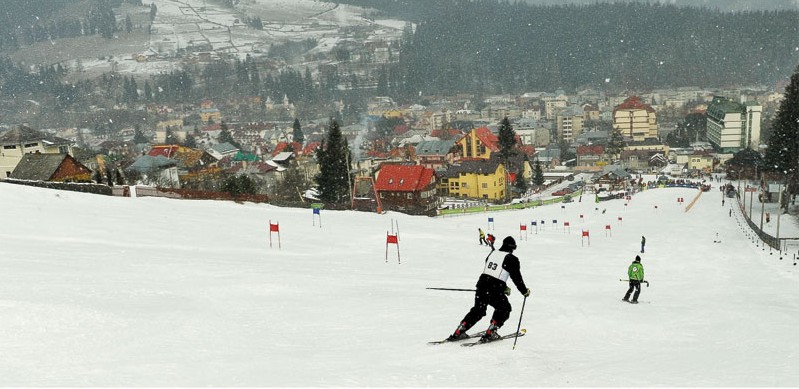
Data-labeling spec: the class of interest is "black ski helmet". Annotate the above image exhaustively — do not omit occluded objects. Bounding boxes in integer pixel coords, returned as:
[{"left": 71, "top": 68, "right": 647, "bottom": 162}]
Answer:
[
  {"left": 499, "top": 236, "right": 517, "bottom": 252},
  {"left": 635, "top": 255, "right": 641, "bottom": 262}
]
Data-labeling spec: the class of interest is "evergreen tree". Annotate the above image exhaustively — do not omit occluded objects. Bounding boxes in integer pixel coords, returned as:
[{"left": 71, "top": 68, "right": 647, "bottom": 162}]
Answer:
[
  {"left": 129, "top": 77, "right": 139, "bottom": 103},
  {"left": 315, "top": 119, "right": 352, "bottom": 203},
  {"left": 133, "top": 126, "right": 149, "bottom": 144},
  {"left": 183, "top": 132, "right": 197, "bottom": 148},
  {"left": 222, "top": 175, "right": 257, "bottom": 197},
  {"left": 143, "top": 80, "right": 153, "bottom": 101},
  {"left": 559, "top": 141, "right": 576, "bottom": 165},
  {"left": 92, "top": 169, "right": 103, "bottom": 184},
  {"left": 514, "top": 165, "right": 528, "bottom": 195},
  {"left": 605, "top": 128, "right": 626, "bottom": 164},
  {"left": 105, "top": 168, "right": 114, "bottom": 186},
  {"left": 764, "top": 63, "right": 799, "bottom": 196},
  {"left": 377, "top": 66, "right": 389, "bottom": 96},
  {"left": 274, "top": 160, "right": 309, "bottom": 201},
  {"left": 497, "top": 117, "right": 517, "bottom": 160},
  {"left": 165, "top": 126, "right": 177, "bottom": 145},
  {"left": 218, "top": 122, "right": 241, "bottom": 148},
  {"left": 292, "top": 118, "right": 305, "bottom": 145},
  {"left": 497, "top": 116, "right": 517, "bottom": 202},
  {"left": 532, "top": 159, "right": 545, "bottom": 187},
  {"left": 115, "top": 168, "right": 125, "bottom": 185},
  {"left": 666, "top": 112, "right": 707, "bottom": 147},
  {"left": 726, "top": 148, "right": 764, "bottom": 180}
]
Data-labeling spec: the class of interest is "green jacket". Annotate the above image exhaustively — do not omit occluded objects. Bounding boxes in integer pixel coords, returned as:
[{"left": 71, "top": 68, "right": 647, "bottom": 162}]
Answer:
[{"left": 628, "top": 261, "right": 644, "bottom": 281}]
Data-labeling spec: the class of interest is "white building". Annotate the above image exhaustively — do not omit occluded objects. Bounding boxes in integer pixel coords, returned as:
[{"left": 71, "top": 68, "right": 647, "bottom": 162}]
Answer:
[{"left": 706, "top": 96, "right": 762, "bottom": 153}]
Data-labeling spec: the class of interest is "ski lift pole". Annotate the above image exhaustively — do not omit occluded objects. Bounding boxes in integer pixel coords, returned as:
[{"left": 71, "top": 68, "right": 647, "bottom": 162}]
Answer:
[{"left": 512, "top": 295, "right": 527, "bottom": 350}]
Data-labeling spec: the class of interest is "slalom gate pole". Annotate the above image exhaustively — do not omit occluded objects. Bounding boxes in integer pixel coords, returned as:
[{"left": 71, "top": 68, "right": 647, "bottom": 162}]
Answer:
[
  {"left": 425, "top": 287, "right": 476, "bottom": 292},
  {"left": 619, "top": 279, "right": 649, "bottom": 287},
  {"left": 512, "top": 295, "right": 527, "bottom": 350}
]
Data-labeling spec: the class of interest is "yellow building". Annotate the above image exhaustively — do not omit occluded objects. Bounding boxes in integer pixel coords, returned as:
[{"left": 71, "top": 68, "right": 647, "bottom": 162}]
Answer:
[
  {"left": 439, "top": 158, "right": 507, "bottom": 201},
  {"left": 613, "top": 96, "right": 658, "bottom": 141},
  {"left": 382, "top": 109, "right": 405, "bottom": 119},
  {"left": 455, "top": 127, "right": 499, "bottom": 160},
  {"left": 674, "top": 151, "right": 715, "bottom": 172}
]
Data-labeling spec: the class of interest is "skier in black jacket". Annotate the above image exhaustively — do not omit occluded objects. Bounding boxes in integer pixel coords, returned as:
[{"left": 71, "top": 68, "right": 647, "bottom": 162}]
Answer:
[{"left": 447, "top": 236, "right": 531, "bottom": 342}]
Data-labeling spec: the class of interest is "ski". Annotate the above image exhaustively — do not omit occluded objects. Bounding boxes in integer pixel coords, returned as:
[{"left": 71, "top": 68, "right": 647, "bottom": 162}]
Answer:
[
  {"left": 428, "top": 330, "right": 487, "bottom": 345},
  {"left": 461, "top": 329, "right": 526, "bottom": 347}
]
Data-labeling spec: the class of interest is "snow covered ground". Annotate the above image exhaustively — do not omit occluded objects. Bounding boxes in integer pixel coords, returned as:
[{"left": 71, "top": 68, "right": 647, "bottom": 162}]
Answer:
[
  {"left": 0, "top": 181, "right": 797, "bottom": 386},
  {"left": 11, "top": 0, "right": 407, "bottom": 80}
]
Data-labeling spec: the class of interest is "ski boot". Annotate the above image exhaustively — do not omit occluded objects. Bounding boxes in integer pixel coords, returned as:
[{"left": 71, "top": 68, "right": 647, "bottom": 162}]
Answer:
[
  {"left": 446, "top": 322, "right": 470, "bottom": 341},
  {"left": 479, "top": 320, "right": 501, "bottom": 343}
]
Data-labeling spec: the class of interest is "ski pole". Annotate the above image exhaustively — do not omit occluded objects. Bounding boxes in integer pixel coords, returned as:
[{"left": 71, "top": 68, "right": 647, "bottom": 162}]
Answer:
[
  {"left": 512, "top": 295, "right": 527, "bottom": 350},
  {"left": 425, "top": 287, "right": 476, "bottom": 292},
  {"left": 619, "top": 279, "right": 649, "bottom": 287}
]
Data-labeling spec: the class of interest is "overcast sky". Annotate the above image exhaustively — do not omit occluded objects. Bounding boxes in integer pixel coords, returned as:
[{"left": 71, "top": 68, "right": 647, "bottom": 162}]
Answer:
[{"left": 521, "top": 0, "right": 799, "bottom": 12}]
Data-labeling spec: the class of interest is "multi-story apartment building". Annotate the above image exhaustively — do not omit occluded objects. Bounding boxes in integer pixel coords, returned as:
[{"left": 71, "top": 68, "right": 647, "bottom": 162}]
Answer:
[
  {"left": 612, "top": 96, "right": 658, "bottom": 142},
  {"left": 705, "top": 96, "right": 762, "bottom": 153},
  {"left": 544, "top": 99, "right": 568, "bottom": 120},
  {"left": 556, "top": 106, "right": 585, "bottom": 143}
]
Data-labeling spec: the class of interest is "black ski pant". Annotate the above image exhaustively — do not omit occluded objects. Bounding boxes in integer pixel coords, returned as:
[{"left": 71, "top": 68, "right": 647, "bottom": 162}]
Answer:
[
  {"left": 624, "top": 280, "right": 641, "bottom": 302},
  {"left": 460, "top": 287, "right": 512, "bottom": 331}
]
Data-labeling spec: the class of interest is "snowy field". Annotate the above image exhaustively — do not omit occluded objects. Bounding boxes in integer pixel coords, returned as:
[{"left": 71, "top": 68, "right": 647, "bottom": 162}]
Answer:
[
  {"left": 9, "top": 0, "right": 407, "bottom": 80},
  {"left": 0, "top": 181, "right": 797, "bottom": 386}
]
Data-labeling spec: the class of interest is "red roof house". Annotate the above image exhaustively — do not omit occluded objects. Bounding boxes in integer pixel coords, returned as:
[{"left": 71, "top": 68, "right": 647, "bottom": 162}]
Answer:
[{"left": 374, "top": 164, "right": 438, "bottom": 215}]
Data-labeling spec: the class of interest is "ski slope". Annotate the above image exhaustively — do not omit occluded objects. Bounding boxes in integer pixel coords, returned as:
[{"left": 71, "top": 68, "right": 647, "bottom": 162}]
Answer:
[{"left": 0, "top": 182, "right": 797, "bottom": 386}]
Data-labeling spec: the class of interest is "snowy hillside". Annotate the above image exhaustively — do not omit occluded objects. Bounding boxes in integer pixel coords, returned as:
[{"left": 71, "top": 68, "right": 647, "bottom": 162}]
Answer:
[{"left": 0, "top": 182, "right": 797, "bottom": 386}]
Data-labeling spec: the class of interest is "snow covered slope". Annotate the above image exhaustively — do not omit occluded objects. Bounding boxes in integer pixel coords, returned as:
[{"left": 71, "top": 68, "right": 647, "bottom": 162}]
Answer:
[{"left": 0, "top": 182, "right": 796, "bottom": 386}]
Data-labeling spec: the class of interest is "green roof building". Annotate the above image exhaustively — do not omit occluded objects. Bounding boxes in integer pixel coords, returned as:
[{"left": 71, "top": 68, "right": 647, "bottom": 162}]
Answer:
[{"left": 706, "top": 96, "right": 762, "bottom": 153}]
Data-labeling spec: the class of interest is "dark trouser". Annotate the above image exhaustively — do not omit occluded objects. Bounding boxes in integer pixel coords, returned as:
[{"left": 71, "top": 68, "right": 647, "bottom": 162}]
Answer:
[
  {"left": 624, "top": 280, "right": 641, "bottom": 302},
  {"left": 480, "top": 237, "right": 487, "bottom": 245},
  {"left": 460, "top": 287, "right": 512, "bottom": 332}
]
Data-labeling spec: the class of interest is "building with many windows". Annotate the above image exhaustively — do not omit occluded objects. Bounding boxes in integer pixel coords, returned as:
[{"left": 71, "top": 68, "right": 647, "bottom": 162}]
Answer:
[
  {"left": 556, "top": 106, "right": 585, "bottom": 143},
  {"left": 612, "top": 96, "right": 658, "bottom": 142},
  {"left": 437, "top": 158, "right": 507, "bottom": 201},
  {"left": 705, "top": 96, "right": 762, "bottom": 153}
]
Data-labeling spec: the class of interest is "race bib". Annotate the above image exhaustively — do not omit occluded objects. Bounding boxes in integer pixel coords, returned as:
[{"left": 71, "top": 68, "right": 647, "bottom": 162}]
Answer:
[{"left": 483, "top": 260, "right": 509, "bottom": 282}]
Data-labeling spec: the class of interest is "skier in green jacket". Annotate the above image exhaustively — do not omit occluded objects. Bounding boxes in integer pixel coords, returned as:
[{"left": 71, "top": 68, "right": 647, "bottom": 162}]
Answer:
[{"left": 622, "top": 255, "right": 645, "bottom": 304}]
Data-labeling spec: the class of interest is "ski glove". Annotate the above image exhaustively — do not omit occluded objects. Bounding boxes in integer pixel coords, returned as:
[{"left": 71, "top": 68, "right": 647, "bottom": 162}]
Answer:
[
  {"left": 523, "top": 288, "right": 531, "bottom": 297},
  {"left": 504, "top": 287, "right": 511, "bottom": 296}
]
